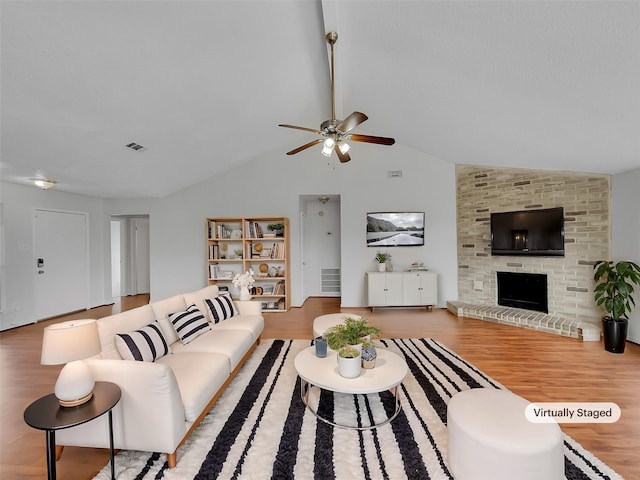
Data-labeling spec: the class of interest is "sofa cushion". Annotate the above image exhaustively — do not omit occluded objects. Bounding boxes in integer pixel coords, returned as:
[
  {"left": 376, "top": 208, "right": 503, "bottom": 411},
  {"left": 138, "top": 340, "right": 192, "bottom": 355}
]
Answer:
[
  {"left": 204, "top": 293, "right": 238, "bottom": 323},
  {"left": 171, "top": 329, "right": 254, "bottom": 371},
  {"left": 157, "top": 352, "right": 230, "bottom": 422},
  {"left": 97, "top": 305, "right": 157, "bottom": 359},
  {"left": 169, "top": 304, "right": 210, "bottom": 345},
  {"left": 115, "top": 321, "right": 171, "bottom": 362},
  {"left": 183, "top": 285, "right": 219, "bottom": 319},
  {"left": 150, "top": 294, "right": 187, "bottom": 345},
  {"left": 211, "top": 314, "right": 264, "bottom": 342}
]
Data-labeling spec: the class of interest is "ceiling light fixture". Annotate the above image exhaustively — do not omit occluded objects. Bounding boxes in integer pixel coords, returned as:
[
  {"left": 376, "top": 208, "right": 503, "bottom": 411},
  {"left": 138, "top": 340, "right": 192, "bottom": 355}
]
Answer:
[
  {"left": 31, "top": 178, "right": 57, "bottom": 190},
  {"left": 321, "top": 137, "right": 335, "bottom": 157}
]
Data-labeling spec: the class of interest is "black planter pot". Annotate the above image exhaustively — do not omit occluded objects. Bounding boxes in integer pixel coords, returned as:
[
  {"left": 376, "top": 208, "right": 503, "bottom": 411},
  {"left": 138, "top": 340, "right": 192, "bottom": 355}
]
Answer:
[{"left": 601, "top": 317, "right": 628, "bottom": 354}]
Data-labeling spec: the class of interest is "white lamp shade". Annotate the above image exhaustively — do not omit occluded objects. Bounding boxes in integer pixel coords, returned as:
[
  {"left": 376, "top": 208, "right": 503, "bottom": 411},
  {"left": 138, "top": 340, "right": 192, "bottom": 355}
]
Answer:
[{"left": 41, "top": 319, "right": 101, "bottom": 365}]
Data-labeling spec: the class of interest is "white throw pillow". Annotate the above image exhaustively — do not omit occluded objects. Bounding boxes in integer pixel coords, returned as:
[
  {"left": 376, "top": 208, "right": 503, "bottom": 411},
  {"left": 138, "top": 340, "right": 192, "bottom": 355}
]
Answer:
[
  {"left": 115, "top": 321, "right": 171, "bottom": 362},
  {"left": 169, "top": 304, "right": 211, "bottom": 344},
  {"left": 204, "top": 293, "right": 238, "bottom": 323}
]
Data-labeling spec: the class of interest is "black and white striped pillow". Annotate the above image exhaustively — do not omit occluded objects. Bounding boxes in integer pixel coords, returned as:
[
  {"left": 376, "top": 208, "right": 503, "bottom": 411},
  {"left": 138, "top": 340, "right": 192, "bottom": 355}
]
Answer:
[
  {"left": 205, "top": 293, "right": 238, "bottom": 323},
  {"left": 169, "top": 304, "right": 210, "bottom": 344},
  {"left": 115, "top": 321, "right": 171, "bottom": 362}
]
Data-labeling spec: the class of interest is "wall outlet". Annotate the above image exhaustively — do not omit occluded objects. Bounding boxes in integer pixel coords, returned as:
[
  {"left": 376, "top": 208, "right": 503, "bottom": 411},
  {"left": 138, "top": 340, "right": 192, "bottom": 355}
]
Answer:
[{"left": 473, "top": 280, "right": 484, "bottom": 291}]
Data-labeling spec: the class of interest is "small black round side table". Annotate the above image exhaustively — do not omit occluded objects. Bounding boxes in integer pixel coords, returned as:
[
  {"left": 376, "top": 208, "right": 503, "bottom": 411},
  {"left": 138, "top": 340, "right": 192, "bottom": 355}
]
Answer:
[{"left": 24, "top": 381, "right": 121, "bottom": 480}]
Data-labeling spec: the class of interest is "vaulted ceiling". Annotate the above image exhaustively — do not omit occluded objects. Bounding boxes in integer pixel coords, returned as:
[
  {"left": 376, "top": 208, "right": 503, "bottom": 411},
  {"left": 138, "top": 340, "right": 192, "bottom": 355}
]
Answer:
[{"left": 2, "top": 1, "right": 639, "bottom": 198}]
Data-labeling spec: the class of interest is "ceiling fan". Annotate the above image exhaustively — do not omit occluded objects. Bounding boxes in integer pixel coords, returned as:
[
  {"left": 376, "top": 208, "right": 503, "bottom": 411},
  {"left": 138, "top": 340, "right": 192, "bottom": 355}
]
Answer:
[{"left": 279, "top": 32, "right": 395, "bottom": 163}]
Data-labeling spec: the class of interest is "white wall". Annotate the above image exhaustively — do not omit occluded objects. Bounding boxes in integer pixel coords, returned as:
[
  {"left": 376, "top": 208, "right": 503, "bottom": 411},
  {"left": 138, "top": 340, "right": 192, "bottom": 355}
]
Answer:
[
  {"left": 612, "top": 168, "right": 640, "bottom": 344},
  {"left": 0, "top": 182, "right": 107, "bottom": 330},
  {"left": 105, "top": 143, "right": 459, "bottom": 308}
]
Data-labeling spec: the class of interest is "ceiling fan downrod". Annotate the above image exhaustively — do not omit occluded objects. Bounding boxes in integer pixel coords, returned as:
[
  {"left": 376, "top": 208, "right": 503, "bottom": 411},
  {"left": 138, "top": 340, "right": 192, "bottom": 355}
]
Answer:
[{"left": 326, "top": 32, "right": 338, "bottom": 121}]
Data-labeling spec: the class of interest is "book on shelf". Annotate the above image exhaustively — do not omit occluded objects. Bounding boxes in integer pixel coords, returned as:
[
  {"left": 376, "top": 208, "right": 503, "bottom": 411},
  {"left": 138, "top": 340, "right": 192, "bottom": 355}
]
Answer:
[
  {"left": 244, "top": 221, "right": 264, "bottom": 239},
  {"left": 274, "top": 280, "right": 286, "bottom": 295}
]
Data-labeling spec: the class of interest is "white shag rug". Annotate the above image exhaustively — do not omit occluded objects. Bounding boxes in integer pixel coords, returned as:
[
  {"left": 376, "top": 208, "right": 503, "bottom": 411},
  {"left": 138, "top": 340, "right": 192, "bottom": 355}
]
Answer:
[{"left": 93, "top": 339, "right": 623, "bottom": 480}]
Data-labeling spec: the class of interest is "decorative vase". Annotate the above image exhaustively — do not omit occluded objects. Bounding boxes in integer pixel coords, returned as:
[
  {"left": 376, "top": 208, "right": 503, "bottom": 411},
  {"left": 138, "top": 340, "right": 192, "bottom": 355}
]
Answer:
[
  {"left": 337, "top": 348, "right": 361, "bottom": 378},
  {"left": 239, "top": 286, "right": 251, "bottom": 301},
  {"left": 361, "top": 344, "right": 377, "bottom": 369},
  {"left": 377, "top": 263, "right": 386, "bottom": 272}
]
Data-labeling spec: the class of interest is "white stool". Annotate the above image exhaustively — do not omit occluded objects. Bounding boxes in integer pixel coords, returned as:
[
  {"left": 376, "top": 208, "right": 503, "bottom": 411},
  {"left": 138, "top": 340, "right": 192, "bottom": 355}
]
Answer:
[
  {"left": 447, "top": 388, "right": 563, "bottom": 480},
  {"left": 312, "top": 313, "right": 362, "bottom": 339}
]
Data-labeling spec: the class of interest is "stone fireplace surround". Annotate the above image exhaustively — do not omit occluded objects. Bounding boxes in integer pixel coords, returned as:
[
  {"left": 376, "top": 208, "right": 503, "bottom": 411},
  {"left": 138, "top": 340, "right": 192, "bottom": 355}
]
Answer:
[{"left": 453, "top": 165, "right": 610, "bottom": 341}]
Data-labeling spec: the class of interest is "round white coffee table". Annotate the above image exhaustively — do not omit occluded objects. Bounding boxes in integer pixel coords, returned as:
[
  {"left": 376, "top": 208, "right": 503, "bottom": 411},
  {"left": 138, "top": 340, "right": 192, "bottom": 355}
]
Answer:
[{"left": 294, "top": 346, "right": 408, "bottom": 430}]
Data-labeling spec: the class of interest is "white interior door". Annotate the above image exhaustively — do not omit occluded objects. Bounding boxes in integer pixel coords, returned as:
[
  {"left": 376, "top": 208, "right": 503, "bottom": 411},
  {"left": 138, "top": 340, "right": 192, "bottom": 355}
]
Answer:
[
  {"left": 132, "top": 217, "right": 150, "bottom": 294},
  {"left": 34, "top": 209, "right": 88, "bottom": 320}
]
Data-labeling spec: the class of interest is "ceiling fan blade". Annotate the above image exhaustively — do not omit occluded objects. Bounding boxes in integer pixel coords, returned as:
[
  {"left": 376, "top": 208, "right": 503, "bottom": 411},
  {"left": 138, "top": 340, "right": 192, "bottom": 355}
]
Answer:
[
  {"left": 278, "top": 124, "right": 324, "bottom": 135},
  {"left": 336, "top": 112, "right": 368, "bottom": 133},
  {"left": 286, "top": 139, "right": 323, "bottom": 155},
  {"left": 334, "top": 144, "right": 351, "bottom": 163},
  {"left": 349, "top": 134, "right": 396, "bottom": 146}
]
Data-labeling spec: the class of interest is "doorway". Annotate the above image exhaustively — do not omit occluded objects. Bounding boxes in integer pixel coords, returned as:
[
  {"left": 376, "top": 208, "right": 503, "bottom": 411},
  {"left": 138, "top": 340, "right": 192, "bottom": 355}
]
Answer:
[
  {"left": 33, "top": 209, "right": 89, "bottom": 319},
  {"left": 300, "top": 195, "right": 341, "bottom": 300},
  {"left": 110, "top": 215, "right": 150, "bottom": 299}
]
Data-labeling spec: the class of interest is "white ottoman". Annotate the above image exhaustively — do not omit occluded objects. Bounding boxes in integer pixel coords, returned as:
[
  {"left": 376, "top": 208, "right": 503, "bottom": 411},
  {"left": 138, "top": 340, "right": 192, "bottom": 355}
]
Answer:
[
  {"left": 447, "top": 388, "right": 563, "bottom": 480},
  {"left": 312, "top": 313, "right": 362, "bottom": 339}
]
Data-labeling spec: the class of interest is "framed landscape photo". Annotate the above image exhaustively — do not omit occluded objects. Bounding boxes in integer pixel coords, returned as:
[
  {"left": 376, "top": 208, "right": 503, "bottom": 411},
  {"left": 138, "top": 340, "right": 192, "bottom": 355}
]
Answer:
[{"left": 366, "top": 212, "right": 425, "bottom": 247}]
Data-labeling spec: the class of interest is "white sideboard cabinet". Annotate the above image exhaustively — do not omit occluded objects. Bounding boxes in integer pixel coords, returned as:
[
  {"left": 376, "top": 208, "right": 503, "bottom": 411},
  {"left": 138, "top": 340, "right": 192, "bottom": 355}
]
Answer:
[{"left": 365, "top": 271, "right": 438, "bottom": 310}]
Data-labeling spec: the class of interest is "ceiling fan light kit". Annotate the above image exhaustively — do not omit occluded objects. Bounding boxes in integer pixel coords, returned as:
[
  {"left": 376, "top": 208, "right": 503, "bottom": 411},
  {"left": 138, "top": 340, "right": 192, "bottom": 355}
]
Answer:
[{"left": 279, "top": 32, "right": 395, "bottom": 163}]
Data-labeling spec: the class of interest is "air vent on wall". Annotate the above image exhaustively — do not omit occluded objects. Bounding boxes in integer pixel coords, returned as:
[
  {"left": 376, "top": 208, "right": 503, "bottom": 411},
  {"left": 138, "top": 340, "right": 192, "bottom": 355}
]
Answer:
[
  {"left": 126, "top": 142, "right": 145, "bottom": 151},
  {"left": 388, "top": 170, "right": 402, "bottom": 178}
]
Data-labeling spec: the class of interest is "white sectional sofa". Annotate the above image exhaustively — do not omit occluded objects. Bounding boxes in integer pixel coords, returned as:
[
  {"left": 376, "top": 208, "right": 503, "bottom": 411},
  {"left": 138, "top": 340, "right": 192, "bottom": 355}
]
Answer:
[{"left": 55, "top": 285, "right": 263, "bottom": 468}]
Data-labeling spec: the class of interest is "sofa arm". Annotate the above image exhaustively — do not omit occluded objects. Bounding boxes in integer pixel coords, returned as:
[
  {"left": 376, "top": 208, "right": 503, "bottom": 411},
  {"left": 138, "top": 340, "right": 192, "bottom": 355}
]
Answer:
[
  {"left": 55, "top": 358, "right": 188, "bottom": 455},
  {"left": 235, "top": 300, "right": 262, "bottom": 316}
]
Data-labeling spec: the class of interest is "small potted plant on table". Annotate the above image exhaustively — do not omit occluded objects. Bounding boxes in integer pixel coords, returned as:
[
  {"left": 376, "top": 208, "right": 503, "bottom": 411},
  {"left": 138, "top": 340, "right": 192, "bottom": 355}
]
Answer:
[
  {"left": 361, "top": 340, "right": 377, "bottom": 369},
  {"left": 337, "top": 346, "right": 361, "bottom": 378},
  {"left": 593, "top": 260, "right": 640, "bottom": 353},
  {"left": 324, "top": 316, "right": 382, "bottom": 351}
]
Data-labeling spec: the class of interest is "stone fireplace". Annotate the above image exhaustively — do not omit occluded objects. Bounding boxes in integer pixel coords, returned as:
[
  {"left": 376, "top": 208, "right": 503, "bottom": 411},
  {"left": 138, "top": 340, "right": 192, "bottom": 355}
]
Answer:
[{"left": 454, "top": 165, "right": 610, "bottom": 325}]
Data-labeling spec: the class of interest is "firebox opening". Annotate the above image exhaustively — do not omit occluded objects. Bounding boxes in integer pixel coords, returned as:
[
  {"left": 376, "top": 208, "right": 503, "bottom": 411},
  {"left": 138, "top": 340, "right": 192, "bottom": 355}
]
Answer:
[{"left": 496, "top": 271, "right": 548, "bottom": 313}]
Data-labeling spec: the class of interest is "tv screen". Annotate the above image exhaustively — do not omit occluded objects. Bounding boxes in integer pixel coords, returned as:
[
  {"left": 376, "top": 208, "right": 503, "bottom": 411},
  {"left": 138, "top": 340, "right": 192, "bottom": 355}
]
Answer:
[
  {"left": 367, "top": 212, "right": 425, "bottom": 247},
  {"left": 490, "top": 207, "right": 564, "bottom": 256}
]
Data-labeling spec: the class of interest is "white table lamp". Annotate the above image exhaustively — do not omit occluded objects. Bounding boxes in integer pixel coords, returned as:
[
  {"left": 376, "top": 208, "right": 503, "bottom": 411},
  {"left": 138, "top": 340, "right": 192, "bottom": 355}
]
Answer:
[{"left": 41, "top": 319, "right": 101, "bottom": 407}]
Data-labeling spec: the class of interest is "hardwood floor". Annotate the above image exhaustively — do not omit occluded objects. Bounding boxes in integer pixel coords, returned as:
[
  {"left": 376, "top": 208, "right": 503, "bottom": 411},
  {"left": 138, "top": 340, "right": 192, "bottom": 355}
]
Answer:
[{"left": 1, "top": 296, "right": 639, "bottom": 479}]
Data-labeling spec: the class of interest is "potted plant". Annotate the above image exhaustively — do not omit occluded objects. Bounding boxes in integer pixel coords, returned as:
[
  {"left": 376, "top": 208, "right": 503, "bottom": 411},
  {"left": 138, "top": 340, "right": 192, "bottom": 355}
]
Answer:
[
  {"left": 267, "top": 223, "right": 285, "bottom": 237},
  {"left": 374, "top": 250, "right": 390, "bottom": 272},
  {"left": 337, "top": 346, "right": 361, "bottom": 378},
  {"left": 593, "top": 260, "right": 640, "bottom": 353},
  {"left": 361, "top": 340, "right": 377, "bottom": 369},
  {"left": 324, "top": 316, "right": 382, "bottom": 351}
]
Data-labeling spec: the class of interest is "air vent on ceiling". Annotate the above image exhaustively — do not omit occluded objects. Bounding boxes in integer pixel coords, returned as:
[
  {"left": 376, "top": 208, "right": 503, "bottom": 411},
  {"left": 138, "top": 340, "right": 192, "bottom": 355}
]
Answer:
[
  {"left": 126, "top": 142, "right": 145, "bottom": 151},
  {"left": 388, "top": 170, "right": 402, "bottom": 178}
]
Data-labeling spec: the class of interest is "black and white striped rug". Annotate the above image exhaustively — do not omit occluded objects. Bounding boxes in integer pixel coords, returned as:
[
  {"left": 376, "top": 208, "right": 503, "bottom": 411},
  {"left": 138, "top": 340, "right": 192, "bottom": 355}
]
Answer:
[{"left": 94, "top": 339, "right": 622, "bottom": 480}]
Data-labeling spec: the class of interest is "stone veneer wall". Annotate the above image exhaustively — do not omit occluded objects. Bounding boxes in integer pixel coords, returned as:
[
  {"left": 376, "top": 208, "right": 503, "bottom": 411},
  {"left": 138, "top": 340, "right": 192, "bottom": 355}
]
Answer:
[{"left": 456, "top": 165, "right": 610, "bottom": 325}]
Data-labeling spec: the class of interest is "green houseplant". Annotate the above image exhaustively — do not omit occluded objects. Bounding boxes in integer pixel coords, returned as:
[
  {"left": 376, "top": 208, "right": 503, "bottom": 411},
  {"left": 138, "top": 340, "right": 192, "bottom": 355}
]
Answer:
[
  {"left": 267, "top": 223, "right": 285, "bottom": 237},
  {"left": 374, "top": 250, "right": 390, "bottom": 272},
  {"left": 324, "top": 317, "right": 382, "bottom": 351},
  {"left": 593, "top": 260, "right": 640, "bottom": 353}
]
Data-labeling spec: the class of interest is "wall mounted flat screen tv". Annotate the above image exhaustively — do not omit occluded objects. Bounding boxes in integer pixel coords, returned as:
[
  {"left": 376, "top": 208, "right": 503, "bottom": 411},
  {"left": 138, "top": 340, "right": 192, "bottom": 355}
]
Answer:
[
  {"left": 367, "top": 212, "right": 424, "bottom": 247},
  {"left": 490, "top": 207, "right": 564, "bottom": 256}
]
